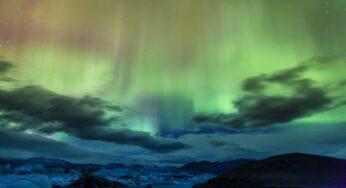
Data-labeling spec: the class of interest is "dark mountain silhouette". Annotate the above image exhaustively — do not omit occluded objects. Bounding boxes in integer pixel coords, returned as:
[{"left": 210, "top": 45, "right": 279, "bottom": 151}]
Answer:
[
  {"left": 194, "top": 153, "right": 346, "bottom": 188},
  {"left": 180, "top": 159, "right": 251, "bottom": 175}
]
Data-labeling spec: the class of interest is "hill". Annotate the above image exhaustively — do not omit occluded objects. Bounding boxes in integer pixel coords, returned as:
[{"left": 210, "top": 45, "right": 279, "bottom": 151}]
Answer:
[{"left": 194, "top": 153, "right": 346, "bottom": 188}]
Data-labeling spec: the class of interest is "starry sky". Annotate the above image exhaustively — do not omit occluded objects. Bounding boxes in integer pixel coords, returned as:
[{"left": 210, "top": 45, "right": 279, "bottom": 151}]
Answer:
[{"left": 0, "top": 0, "right": 346, "bottom": 165}]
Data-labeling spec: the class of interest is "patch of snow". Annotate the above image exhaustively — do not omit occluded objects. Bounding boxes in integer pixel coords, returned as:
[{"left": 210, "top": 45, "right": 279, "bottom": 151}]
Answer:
[
  {"left": 0, "top": 174, "right": 52, "bottom": 188},
  {"left": 49, "top": 169, "right": 80, "bottom": 187},
  {"left": 93, "top": 166, "right": 214, "bottom": 187},
  {"left": 14, "top": 164, "right": 33, "bottom": 174},
  {"left": 0, "top": 164, "right": 10, "bottom": 170}
]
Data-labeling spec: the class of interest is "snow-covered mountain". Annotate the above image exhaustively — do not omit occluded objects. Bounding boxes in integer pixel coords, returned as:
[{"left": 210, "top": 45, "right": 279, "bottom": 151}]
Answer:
[{"left": 0, "top": 157, "right": 214, "bottom": 188}]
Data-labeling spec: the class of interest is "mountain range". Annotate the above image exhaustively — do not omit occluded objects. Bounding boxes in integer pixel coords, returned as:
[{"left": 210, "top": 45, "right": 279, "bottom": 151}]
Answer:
[{"left": 180, "top": 159, "right": 252, "bottom": 175}]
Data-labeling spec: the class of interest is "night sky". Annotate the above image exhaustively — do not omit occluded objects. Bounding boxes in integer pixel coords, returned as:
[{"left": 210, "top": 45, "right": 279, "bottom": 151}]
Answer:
[{"left": 0, "top": 0, "right": 346, "bottom": 165}]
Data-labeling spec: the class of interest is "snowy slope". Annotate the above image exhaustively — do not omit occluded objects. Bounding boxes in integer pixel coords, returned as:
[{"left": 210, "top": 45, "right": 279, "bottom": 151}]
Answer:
[{"left": 0, "top": 174, "right": 52, "bottom": 188}]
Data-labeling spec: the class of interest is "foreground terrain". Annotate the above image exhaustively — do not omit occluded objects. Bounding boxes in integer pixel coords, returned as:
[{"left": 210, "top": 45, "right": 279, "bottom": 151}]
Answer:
[
  {"left": 1, "top": 153, "right": 346, "bottom": 188},
  {"left": 0, "top": 158, "right": 213, "bottom": 188}
]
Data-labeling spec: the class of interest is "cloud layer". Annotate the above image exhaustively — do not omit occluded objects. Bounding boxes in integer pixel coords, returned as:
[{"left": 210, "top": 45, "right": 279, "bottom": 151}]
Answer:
[
  {"left": 0, "top": 61, "right": 189, "bottom": 153},
  {"left": 192, "top": 55, "right": 346, "bottom": 129},
  {"left": 0, "top": 129, "right": 123, "bottom": 164},
  {"left": 0, "top": 86, "right": 189, "bottom": 153}
]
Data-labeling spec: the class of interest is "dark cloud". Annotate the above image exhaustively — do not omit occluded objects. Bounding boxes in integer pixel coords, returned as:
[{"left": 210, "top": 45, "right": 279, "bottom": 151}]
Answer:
[
  {"left": 308, "top": 55, "right": 346, "bottom": 64},
  {"left": 209, "top": 140, "right": 260, "bottom": 154},
  {"left": 0, "top": 129, "right": 120, "bottom": 163},
  {"left": 210, "top": 140, "right": 228, "bottom": 147},
  {"left": 0, "top": 59, "right": 15, "bottom": 81},
  {"left": 242, "top": 75, "right": 267, "bottom": 92},
  {"left": 193, "top": 84, "right": 332, "bottom": 129},
  {"left": 192, "top": 55, "right": 346, "bottom": 129},
  {"left": 0, "top": 86, "right": 190, "bottom": 153},
  {"left": 80, "top": 128, "right": 190, "bottom": 153},
  {"left": 0, "top": 59, "right": 14, "bottom": 74},
  {"left": 0, "top": 86, "right": 116, "bottom": 130},
  {"left": 340, "top": 80, "right": 346, "bottom": 86}
]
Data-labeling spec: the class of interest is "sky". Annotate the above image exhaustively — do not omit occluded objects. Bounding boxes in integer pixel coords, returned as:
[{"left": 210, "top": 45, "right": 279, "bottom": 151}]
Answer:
[{"left": 0, "top": 0, "right": 346, "bottom": 165}]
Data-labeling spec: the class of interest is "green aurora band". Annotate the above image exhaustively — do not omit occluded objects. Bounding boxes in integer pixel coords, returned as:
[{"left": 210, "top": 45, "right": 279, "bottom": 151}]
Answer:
[{"left": 0, "top": 0, "right": 346, "bottom": 135}]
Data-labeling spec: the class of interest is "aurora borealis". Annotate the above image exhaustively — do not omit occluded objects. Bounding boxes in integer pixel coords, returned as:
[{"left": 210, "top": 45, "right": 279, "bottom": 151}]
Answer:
[{"left": 0, "top": 0, "right": 346, "bottom": 164}]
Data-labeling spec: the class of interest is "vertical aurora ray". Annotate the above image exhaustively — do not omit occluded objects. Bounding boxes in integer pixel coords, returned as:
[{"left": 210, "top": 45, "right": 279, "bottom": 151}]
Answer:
[{"left": 0, "top": 0, "right": 346, "bottom": 135}]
